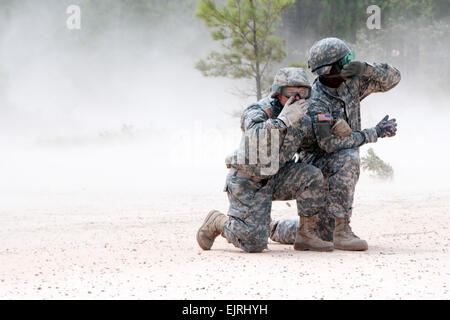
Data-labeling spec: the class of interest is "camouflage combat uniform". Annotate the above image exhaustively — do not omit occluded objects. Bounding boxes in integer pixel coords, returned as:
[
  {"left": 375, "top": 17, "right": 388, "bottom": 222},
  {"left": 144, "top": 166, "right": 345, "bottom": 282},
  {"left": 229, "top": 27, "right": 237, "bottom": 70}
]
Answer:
[
  {"left": 270, "top": 62, "right": 401, "bottom": 244},
  {"left": 222, "top": 95, "right": 325, "bottom": 253},
  {"left": 222, "top": 66, "right": 385, "bottom": 252}
]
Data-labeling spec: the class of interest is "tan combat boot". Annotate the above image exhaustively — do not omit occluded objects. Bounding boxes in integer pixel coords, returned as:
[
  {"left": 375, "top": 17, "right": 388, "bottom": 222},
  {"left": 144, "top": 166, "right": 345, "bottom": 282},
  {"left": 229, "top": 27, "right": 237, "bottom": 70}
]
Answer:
[
  {"left": 196, "top": 210, "right": 228, "bottom": 250},
  {"left": 333, "top": 217, "right": 368, "bottom": 251},
  {"left": 294, "top": 216, "right": 334, "bottom": 252}
]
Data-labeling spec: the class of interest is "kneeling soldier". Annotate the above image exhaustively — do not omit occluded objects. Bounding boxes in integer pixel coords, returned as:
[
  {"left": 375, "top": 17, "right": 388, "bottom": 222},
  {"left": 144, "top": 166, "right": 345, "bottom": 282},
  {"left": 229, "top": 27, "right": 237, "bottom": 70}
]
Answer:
[{"left": 196, "top": 67, "right": 394, "bottom": 253}]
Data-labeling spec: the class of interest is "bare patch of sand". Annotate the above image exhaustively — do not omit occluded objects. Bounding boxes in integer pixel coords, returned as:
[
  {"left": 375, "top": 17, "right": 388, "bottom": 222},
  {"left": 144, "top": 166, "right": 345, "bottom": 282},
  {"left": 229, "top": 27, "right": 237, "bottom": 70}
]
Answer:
[{"left": 0, "top": 184, "right": 449, "bottom": 299}]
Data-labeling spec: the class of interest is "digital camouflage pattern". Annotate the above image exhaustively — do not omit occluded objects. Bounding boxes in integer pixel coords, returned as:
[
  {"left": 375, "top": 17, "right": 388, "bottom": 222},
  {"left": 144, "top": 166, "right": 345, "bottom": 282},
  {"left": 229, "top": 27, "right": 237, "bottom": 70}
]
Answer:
[
  {"left": 270, "top": 148, "right": 361, "bottom": 243},
  {"left": 222, "top": 68, "right": 327, "bottom": 252},
  {"left": 225, "top": 96, "right": 378, "bottom": 179},
  {"left": 269, "top": 217, "right": 298, "bottom": 244},
  {"left": 222, "top": 94, "right": 382, "bottom": 250},
  {"left": 308, "top": 38, "right": 352, "bottom": 75},
  {"left": 222, "top": 161, "right": 325, "bottom": 253},
  {"left": 225, "top": 96, "right": 311, "bottom": 179},
  {"left": 270, "top": 67, "right": 311, "bottom": 98},
  {"left": 221, "top": 62, "right": 400, "bottom": 251},
  {"left": 271, "top": 59, "right": 401, "bottom": 242},
  {"left": 309, "top": 62, "right": 401, "bottom": 132},
  {"left": 225, "top": 67, "right": 314, "bottom": 179}
]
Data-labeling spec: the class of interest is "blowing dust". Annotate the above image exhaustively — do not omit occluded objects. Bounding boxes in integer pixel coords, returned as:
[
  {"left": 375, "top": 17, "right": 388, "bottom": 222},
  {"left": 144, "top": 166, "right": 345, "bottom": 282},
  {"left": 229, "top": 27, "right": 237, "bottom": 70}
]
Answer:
[
  {"left": 0, "top": 1, "right": 449, "bottom": 212},
  {"left": 0, "top": 1, "right": 449, "bottom": 300}
]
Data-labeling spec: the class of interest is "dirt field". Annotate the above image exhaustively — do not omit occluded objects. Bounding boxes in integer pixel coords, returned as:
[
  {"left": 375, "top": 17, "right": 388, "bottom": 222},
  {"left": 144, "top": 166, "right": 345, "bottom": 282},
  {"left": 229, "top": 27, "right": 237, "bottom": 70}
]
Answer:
[{"left": 1, "top": 178, "right": 449, "bottom": 300}]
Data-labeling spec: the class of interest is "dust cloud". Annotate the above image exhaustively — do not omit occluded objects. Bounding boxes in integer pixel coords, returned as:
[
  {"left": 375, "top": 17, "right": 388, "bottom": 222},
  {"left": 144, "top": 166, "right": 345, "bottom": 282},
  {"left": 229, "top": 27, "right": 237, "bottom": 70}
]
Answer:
[
  {"left": 0, "top": 1, "right": 247, "bottom": 210},
  {"left": 0, "top": 1, "right": 449, "bottom": 214}
]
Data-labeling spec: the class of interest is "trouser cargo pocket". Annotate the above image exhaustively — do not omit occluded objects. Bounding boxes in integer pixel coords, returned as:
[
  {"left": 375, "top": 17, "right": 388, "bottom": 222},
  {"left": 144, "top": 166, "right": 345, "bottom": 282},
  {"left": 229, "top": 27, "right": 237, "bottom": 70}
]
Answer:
[{"left": 225, "top": 173, "right": 264, "bottom": 221}]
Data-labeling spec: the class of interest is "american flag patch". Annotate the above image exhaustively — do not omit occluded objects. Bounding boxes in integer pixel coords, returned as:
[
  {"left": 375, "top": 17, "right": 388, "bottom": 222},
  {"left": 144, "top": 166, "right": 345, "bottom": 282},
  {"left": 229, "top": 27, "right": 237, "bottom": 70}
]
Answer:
[
  {"left": 263, "top": 108, "right": 272, "bottom": 119},
  {"left": 318, "top": 114, "right": 332, "bottom": 122}
]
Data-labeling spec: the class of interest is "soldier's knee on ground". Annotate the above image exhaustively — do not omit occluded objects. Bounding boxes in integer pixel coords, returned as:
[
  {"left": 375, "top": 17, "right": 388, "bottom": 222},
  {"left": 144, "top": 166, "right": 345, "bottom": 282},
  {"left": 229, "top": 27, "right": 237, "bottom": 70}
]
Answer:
[
  {"left": 223, "top": 219, "right": 269, "bottom": 253},
  {"left": 239, "top": 228, "right": 268, "bottom": 253},
  {"left": 241, "top": 241, "right": 267, "bottom": 253}
]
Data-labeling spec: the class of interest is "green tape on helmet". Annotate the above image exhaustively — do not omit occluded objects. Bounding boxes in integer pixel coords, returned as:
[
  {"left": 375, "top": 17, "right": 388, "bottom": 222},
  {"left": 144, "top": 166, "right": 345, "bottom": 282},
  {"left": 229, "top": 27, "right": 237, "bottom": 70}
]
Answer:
[{"left": 338, "top": 50, "right": 355, "bottom": 68}]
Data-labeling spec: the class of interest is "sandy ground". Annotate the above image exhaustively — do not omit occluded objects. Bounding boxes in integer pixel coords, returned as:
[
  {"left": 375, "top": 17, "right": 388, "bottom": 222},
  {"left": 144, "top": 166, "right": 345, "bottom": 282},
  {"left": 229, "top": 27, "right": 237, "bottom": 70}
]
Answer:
[{"left": 0, "top": 180, "right": 449, "bottom": 300}]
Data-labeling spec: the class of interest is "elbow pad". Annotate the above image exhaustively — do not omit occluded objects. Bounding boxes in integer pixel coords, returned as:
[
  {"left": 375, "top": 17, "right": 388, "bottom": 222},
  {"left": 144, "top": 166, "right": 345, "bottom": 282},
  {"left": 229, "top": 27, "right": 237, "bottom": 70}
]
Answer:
[{"left": 331, "top": 119, "right": 352, "bottom": 137}]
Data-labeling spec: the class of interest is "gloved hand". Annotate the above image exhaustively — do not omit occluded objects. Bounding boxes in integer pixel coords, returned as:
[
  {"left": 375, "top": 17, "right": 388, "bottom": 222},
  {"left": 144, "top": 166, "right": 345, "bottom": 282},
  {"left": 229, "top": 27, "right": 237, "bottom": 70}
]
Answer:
[
  {"left": 375, "top": 115, "right": 397, "bottom": 138},
  {"left": 277, "top": 98, "right": 308, "bottom": 127},
  {"left": 340, "top": 61, "right": 367, "bottom": 79}
]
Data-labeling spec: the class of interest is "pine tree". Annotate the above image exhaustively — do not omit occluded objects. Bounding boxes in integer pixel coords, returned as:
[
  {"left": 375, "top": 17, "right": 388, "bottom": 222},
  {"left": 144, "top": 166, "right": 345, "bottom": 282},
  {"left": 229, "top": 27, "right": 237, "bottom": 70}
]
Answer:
[
  {"left": 195, "top": 0, "right": 295, "bottom": 100},
  {"left": 361, "top": 148, "right": 394, "bottom": 180}
]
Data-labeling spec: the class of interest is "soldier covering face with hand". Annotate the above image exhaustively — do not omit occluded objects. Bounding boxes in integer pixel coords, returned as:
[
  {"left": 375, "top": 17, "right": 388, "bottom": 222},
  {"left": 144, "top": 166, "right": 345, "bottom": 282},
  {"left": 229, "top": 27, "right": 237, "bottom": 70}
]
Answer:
[{"left": 197, "top": 68, "right": 333, "bottom": 253}]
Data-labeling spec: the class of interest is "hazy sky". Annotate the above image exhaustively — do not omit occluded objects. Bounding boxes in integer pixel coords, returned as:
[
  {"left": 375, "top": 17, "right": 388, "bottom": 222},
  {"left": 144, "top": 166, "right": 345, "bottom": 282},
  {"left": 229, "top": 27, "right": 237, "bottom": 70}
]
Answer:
[{"left": 0, "top": 1, "right": 449, "bottom": 208}]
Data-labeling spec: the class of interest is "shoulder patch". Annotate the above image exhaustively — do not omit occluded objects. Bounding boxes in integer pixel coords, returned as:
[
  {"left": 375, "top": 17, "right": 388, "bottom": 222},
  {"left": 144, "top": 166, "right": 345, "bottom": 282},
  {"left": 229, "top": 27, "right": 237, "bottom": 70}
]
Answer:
[
  {"left": 263, "top": 108, "right": 272, "bottom": 119},
  {"left": 317, "top": 114, "right": 332, "bottom": 122}
]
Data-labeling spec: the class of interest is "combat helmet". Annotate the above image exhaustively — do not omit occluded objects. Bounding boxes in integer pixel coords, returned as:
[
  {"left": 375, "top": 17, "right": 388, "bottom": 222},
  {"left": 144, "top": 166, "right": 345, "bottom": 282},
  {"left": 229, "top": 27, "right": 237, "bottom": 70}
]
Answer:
[
  {"left": 308, "top": 38, "right": 353, "bottom": 76},
  {"left": 270, "top": 67, "right": 311, "bottom": 98}
]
